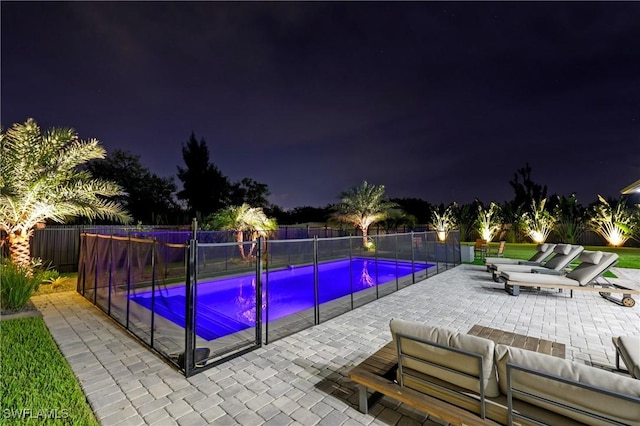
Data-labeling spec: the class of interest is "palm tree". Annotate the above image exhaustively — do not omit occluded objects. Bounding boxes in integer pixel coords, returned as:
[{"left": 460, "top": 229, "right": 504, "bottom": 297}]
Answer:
[
  {"left": 334, "top": 181, "right": 397, "bottom": 247},
  {"left": 204, "top": 204, "right": 277, "bottom": 260},
  {"left": 0, "top": 119, "right": 131, "bottom": 267}
]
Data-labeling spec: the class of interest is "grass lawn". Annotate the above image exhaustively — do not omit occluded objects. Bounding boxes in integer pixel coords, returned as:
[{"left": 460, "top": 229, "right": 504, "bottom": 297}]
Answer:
[
  {"left": 0, "top": 317, "right": 98, "bottom": 426},
  {"left": 462, "top": 242, "right": 640, "bottom": 269}
]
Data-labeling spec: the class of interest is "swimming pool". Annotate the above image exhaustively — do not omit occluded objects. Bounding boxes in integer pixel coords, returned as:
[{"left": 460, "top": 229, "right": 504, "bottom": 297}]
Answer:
[{"left": 131, "top": 257, "right": 430, "bottom": 341}]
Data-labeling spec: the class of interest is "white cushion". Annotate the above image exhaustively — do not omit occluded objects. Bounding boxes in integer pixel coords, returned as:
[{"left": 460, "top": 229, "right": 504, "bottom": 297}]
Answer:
[
  {"left": 553, "top": 244, "right": 572, "bottom": 255},
  {"left": 614, "top": 336, "right": 640, "bottom": 379},
  {"left": 537, "top": 243, "right": 551, "bottom": 253},
  {"left": 495, "top": 344, "right": 640, "bottom": 425},
  {"left": 389, "top": 319, "right": 500, "bottom": 397},
  {"left": 577, "top": 250, "right": 603, "bottom": 265}
]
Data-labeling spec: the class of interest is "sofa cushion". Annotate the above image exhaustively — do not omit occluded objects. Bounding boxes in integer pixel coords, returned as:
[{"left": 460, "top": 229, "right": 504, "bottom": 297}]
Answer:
[
  {"left": 495, "top": 344, "right": 640, "bottom": 425},
  {"left": 389, "top": 319, "right": 500, "bottom": 397},
  {"left": 553, "top": 243, "right": 572, "bottom": 255},
  {"left": 614, "top": 336, "right": 640, "bottom": 379},
  {"left": 537, "top": 243, "right": 552, "bottom": 253},
  {"left": 577, "top": 250, "right": 603, "bottom": 265}
]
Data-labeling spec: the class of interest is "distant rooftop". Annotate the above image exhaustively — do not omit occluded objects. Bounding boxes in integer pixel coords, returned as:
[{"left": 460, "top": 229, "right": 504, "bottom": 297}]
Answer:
[{"left": 621, "top": 179, "right": 640, "bottom": 194}]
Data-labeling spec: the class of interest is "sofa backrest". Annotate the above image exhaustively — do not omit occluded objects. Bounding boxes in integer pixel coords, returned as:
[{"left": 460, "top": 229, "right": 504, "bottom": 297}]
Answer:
[
  {"left": 495, "top": 344, "right": 640, "bottom": 425},
  {"left": 566, "top": 251, "right": 619, "bottom": 286},
  {"left": 389, "top": 319, "right": 500, "bottom": 397},
  {"left": 530, "top": 243, "right": 556, "bottom": 262},
  {"left": 542, "top": 244, "right": 584, "bottom": 270}
]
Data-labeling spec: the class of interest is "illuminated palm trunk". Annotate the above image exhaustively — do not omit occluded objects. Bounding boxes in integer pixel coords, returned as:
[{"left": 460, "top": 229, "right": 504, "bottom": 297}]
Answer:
[
  {"left": 8, "top": 230, "right": 32, "bottom": 267},
  {"left": 361, "top": 227, "right": 368, "bottom": 247},
  {"left": 236, "top": 231, "right": 247, "bottom": 260},
  {"left": 246, "top": 231, "right": 260, "bottom": 259}
]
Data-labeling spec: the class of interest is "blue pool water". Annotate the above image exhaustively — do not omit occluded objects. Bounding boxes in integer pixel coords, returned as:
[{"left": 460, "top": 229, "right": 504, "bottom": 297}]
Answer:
[{"left": 131, "top": 257, "right": 430, "bottom": 341}]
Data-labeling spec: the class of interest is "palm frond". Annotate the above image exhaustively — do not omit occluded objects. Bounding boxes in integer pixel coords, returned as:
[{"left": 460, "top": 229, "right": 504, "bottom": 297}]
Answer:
[
  {"left": 0, "top": 119, "right": 132, "bottom": 237},
  {"left": 334, "top": 181, "right": 396, "bottom": 231}
]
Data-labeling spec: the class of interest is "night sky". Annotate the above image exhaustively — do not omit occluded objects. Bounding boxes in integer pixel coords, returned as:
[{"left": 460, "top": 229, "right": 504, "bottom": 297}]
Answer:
[{"left": 3, "top": 2, "right": 639, "bottom": 209}]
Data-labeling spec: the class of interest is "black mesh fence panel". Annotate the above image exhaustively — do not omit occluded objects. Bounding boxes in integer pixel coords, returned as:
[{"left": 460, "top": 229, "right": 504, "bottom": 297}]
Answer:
[
  {"left": 316, "top": 237, "right": 356, "bottom": 323},
  {"left": 77, "top": 234, "right": 87, "bottom": 294},
  {"left": 264, "top": 239, "right": 315, "bottom": 343},
  {"left": 151, "top": 242, "right": 187, "bottom": 360},
  {"left": 196, "top": 240, "right": 256, "bottom": 280},
  {"left": 95, "top": 236, "right": 111, "bottom": 312},
  {"left": 190, "top": 242, "right": 260, "bottom": 369},
  {"left": 127, "top": 238, "right": 154, "bottom": 345},
  {"left": 77, "top": 230, "right": 461, "bottom": 374},
  {"left": 266, "top": 238, "right": 315, "bottom": 268},
  {"left": 82, "top": 234, "right": 97, "bottom": 302},
  {"left": 373, "top": 235, "right": 399, "bottom": 298},
  {"left": 316, "top": 236, "right": 352, "bottom": 263},
  {"left": 109, "top": 237, "right": 129, "bottom": 326}
]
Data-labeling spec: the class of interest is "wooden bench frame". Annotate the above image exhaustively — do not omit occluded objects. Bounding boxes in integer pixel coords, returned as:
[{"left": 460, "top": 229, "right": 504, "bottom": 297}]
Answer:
[
  {"left": 504, "top": 280, "right": 638, "bottom": 307},
  {"left": 348, "top": 325, "right": 566, "bottom": 426},
  {"left": 348, "top": 341, "right": 500, "bottom": 426}
]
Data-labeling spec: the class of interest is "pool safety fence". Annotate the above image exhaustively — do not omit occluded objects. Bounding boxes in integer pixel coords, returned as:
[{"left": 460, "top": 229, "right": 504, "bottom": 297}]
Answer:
[
  {"left": 31, "top": 224, "right": 459, "bottom": 273},
  {"left": 78, "top": 230, "right": 461, "bottom": 376}
]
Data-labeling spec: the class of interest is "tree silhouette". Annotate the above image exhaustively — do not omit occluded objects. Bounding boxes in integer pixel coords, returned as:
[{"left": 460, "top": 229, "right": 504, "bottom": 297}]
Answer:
[
  {"left": 509, "top": 163, "right": 548, "bottom": 212},
  {"left": 88, "top": 150, "right": 179, "bottom": 224},
  {"left": 229, "top": 177, "right": 270, "bottom": 208},
  {"left": 176, "top": 133, "right": 230, "bottom": 218}
]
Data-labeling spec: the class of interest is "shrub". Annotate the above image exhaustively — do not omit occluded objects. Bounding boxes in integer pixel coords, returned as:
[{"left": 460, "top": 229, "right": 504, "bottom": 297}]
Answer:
[
  {"left": 589, "top": 195, "right": 636, "bottom": 247},
  {"left": 475, "top": 202, "right": 502, "bottom": 242},
  {"left": 0, "top": 260, "right": 44, "bottom": 311},
  {"left": 431, "top": 203, "right": 457, "bottom": 241},
  {"left": 520, "top": 199, "right": 556, "bottom": 244}
]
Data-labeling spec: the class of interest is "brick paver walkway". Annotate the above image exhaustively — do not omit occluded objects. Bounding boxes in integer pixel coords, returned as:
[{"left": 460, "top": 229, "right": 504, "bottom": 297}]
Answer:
[{"left": 30, "top": 264, "right": 640, "bottom": 425}]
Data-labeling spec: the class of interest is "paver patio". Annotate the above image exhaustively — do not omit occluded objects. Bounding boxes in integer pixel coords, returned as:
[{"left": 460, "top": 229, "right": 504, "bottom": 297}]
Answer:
[{"left": 31, "top": 264, "right": 640, "bottom": 425}]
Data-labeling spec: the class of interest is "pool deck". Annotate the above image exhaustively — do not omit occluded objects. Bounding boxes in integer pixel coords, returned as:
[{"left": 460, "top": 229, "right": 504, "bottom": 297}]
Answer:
[{"left": 31, "top": 264, "right": 640, "bottom": 426}]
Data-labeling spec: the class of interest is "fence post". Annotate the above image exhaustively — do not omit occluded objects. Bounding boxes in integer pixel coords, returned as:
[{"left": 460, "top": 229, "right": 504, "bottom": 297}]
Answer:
[
  {"left": 184, "top": 218, "right": 198, "bottom": 377},
  {"left": 93, "top": 237, "right": 98, "bottom": 305},
  {"left": 395, "top": 234, "right": 399, "bottom": 291},
  {"left": 150, "top": 240, "right": 156, "bottom": 348},
  {"left": 256, "top": 237, "right": 263, "bottom": 347},
  {"left": 125, "top": 236, "right": 131, "bottom": 329},
  {"left": 313, "top": 236, "right": 319, "bottom": 324},
  {"left": 411, "top": 231, "right": 415, "bottom": 284},
  {"left": 107, "top": 236, "right": 113, "bottom": 315},
  {"left": 349, "top": 236, "right": 354, "bottom": 310}
]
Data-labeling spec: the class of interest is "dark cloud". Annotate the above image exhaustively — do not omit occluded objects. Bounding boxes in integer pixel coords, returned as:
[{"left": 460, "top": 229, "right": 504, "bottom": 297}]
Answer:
[{"left": 2, "top": 2, "right": 639, "bottom": 209}]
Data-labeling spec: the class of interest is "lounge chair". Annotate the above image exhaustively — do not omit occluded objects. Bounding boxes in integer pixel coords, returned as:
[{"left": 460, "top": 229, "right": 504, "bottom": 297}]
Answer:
[
  {"left": 485, "top": 243, "right": 556, "bottom": 269},
  {"left": 500, "top": 251, "right": 638, "bottom": 306},
  {"left": 485, "top": 241, "right": 505, "bottom": 258},
  {"left": 474, "top": 239, "right": 488, "bottom": 260},
  {"left": 487, "top": 244, "right": 583, "bottom": 282}
]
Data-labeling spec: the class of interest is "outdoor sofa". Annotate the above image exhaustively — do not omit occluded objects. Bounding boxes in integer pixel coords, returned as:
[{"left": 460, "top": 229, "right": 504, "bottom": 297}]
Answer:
[
  {"left": 350, "top": 319, "right": 640, "bottom": 425},
  {"left": 613, "top": 335, "right": 640, "bottom": 379}
]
